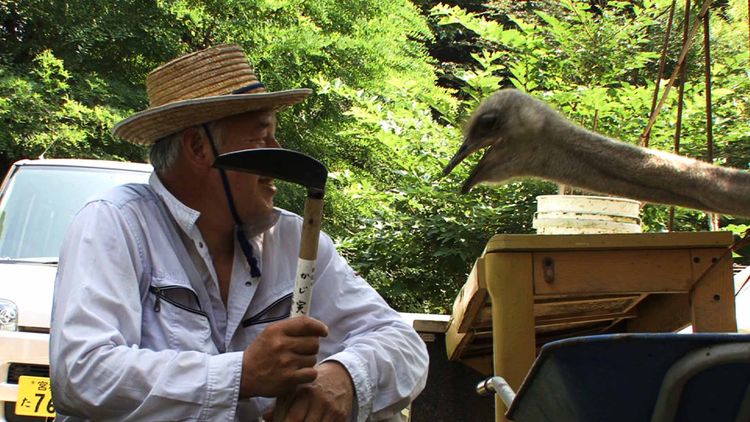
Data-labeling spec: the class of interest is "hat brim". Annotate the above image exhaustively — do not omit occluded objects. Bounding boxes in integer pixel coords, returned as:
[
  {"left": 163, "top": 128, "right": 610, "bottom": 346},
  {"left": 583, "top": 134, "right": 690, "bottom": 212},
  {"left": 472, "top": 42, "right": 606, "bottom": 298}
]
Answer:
[{"left": 113, "top": 89, "right": 312, "bottom": 145}]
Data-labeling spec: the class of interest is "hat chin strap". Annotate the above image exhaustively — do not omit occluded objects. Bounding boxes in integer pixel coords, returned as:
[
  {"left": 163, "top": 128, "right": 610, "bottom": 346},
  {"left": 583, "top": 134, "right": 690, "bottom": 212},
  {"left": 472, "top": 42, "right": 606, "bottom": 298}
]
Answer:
[{"left": 202, "top": 124, "right": 262, "bottom": 278}]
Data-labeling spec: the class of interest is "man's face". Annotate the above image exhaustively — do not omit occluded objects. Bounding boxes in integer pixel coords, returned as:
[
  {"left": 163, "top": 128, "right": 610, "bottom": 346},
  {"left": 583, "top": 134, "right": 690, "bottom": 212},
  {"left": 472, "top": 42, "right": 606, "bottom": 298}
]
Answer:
[{"left": 212, "top": 110, "right": 280, "bottom": 222}]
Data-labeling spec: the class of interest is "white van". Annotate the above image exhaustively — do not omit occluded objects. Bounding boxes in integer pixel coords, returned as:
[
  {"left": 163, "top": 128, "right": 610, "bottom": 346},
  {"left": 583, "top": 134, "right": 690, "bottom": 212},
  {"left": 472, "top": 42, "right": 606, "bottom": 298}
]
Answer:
[{"left": 0, "top": 159, "right": 151, "bottom": 421}]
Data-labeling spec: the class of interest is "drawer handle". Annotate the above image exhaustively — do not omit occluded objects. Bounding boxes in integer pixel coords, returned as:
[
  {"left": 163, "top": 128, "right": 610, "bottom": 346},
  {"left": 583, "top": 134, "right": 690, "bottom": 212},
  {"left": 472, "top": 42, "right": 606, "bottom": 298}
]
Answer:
[{"left": 543, "top": 257, "right": 555, "bottom": 283}]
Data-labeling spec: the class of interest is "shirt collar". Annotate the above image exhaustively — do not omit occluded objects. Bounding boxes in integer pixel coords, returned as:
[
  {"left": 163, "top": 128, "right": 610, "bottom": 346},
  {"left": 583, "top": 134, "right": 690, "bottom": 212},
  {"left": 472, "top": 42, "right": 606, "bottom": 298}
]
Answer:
[
  {"left": 149, "top": 172, "right": 201, "bottom": 236},
  {"left": 148, "top": 172, "right": 281, "bottom": 238}
]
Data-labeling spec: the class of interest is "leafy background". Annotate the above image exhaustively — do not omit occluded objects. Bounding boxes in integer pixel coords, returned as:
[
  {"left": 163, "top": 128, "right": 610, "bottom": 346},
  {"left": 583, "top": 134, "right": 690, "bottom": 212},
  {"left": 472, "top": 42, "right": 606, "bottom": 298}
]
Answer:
[{"left": 1, "top": 0, "right": 748, "bottom": 312}]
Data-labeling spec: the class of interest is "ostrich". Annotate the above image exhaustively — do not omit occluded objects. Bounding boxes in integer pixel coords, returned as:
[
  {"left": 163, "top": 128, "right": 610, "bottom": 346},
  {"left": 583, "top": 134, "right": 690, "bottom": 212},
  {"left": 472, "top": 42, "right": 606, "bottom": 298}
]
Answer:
[{"left": 442, "top": 89, "right": 750, "bottom": 217}]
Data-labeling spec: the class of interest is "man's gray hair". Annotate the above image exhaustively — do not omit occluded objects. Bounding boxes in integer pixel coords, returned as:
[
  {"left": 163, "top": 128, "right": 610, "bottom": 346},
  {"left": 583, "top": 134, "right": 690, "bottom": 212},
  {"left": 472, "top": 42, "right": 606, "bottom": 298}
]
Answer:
[
  {"left": 149, "top": 132, "right": 182, "bottom": 172},
  {"left": 149, "top": 122, "right": 223, "bottom": 172}
]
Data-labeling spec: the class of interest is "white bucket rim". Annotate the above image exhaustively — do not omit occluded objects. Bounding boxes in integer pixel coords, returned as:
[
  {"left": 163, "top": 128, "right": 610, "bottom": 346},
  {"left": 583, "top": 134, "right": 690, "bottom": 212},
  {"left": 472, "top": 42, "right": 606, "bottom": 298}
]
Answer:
[
  {"left": 532, "top": 218, "right": 642, "bottom": 233},
  {"left": 534, "top": 210, "right": 642, "bottom": 222},
  {"left": 535, "top": 194, "right": 642, "bottom": 205},
  {"left": 532, "top": 217, "right": 642, "bottom": 228}
]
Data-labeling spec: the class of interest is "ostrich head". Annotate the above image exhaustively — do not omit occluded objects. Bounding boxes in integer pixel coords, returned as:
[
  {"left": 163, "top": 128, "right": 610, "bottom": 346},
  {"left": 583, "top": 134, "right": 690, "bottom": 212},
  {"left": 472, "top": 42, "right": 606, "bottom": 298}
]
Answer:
[
  {"left": 443, "top": 90, "right": 555, "bottom": 193},
  {"left": 442, "top": 89, "right": 750, "bottom": 217}
]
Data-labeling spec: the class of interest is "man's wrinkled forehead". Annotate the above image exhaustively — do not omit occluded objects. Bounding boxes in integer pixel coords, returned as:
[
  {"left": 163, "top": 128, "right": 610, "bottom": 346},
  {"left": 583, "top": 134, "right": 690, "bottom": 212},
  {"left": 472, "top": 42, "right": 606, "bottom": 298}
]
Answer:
[
  {"left": 209, "top": 110, "right": 277, "bottom": 139},
  {"left": 219, "top": 109, "right": 276, "bottom": 130}
]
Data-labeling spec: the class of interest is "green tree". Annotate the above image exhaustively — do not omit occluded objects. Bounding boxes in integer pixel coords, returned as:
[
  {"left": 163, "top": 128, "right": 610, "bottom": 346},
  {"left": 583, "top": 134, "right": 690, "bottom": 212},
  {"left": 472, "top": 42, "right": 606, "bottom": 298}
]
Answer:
[
  {"left": 432, "top": 0, "right": 750, "bottom": 237},
  {"left": 2, "top": 0, "right": 487, "bottom": 312},
  {"left": 0, "top": 0, "right": 186, "bottom": 165},
  {"left": 2, "top": 0, "right": 748, "bottom": 312}
]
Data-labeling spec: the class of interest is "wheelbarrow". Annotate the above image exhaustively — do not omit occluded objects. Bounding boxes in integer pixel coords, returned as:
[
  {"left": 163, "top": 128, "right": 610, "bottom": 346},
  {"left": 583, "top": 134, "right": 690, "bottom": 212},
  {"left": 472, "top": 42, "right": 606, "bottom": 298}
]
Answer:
[{"left": 477, "top": 333, "right": 750, "bottom": 422}]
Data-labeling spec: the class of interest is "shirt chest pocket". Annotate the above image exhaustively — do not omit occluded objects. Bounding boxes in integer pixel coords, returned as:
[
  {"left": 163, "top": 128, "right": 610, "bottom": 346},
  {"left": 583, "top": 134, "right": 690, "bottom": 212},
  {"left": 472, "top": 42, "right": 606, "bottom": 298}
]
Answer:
[
  {"left": 143, "top": 280, "right": 213, "bottom": 352},
  {"left": 243, "top": 292, "right": 292, "bottom": 328},
  {"left": 239, "top": 292, "right": 292, "bottom": 343}
]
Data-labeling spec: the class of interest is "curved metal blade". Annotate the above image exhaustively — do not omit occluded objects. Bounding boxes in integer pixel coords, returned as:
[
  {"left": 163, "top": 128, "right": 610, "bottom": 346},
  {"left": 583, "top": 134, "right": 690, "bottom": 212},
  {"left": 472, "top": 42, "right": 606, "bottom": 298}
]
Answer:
[{"left": 213, "top": 148, "right": 327, "bottom": 191}]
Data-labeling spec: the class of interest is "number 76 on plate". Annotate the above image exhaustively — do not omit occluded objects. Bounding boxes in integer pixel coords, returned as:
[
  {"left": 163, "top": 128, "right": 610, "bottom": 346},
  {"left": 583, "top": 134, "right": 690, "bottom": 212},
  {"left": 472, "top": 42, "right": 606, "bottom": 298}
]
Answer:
[{"left": 15, "top": 375, "right": 56, "bottom": 417}]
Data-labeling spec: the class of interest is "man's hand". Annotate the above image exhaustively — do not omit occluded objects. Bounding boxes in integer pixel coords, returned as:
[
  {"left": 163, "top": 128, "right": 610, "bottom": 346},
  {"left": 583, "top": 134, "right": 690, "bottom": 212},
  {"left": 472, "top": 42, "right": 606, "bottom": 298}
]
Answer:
[
  {"left": 240, "top": 316, "right": 329, "bottom": 398},
  {"left": 265, "top": 361, "right": 355, "bottom": 422}
]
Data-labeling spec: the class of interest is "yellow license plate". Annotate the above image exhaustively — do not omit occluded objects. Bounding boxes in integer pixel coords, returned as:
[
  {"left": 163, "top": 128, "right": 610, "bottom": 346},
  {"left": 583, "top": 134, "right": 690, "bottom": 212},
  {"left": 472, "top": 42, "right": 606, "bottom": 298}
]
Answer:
[{"left": 15, "top": 375, "right": 56, "bottom": 417}]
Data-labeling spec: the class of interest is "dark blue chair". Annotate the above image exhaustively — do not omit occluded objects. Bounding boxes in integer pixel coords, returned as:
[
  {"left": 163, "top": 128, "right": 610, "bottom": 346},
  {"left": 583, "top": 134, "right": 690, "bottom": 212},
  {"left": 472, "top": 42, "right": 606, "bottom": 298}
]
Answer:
[{"left": 486, "top": 334, "right": 750, "bottom": 422}]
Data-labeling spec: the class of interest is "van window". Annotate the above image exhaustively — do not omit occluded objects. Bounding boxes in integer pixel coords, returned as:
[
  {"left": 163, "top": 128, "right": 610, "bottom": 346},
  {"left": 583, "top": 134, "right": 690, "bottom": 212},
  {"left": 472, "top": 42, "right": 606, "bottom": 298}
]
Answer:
[{"left": 0, "top": 165, "right": 149, "bottom": 260}]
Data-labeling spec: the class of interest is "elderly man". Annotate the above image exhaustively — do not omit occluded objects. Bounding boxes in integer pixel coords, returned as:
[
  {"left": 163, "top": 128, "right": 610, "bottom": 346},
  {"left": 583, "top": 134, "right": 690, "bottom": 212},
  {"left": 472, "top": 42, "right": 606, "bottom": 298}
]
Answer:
[{"left": 50, "top": 44, "right": 428, "bottom": 421}]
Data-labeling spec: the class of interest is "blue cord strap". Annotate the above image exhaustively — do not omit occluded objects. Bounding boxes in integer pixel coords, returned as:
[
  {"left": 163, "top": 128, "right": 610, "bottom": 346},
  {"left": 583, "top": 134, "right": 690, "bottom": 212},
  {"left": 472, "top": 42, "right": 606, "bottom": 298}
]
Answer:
[
  {"left": 202, "top": 124, "right": 262, "bottom": 278},
  {"left": 231, "top": 82, "right": 265, "bottom": 94}
]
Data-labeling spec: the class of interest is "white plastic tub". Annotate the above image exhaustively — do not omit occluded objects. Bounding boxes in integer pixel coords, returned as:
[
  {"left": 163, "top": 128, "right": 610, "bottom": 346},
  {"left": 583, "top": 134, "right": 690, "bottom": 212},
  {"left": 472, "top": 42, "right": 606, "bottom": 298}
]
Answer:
[{"left": 532, "top": 195, "right": 642, "bottom": 234}]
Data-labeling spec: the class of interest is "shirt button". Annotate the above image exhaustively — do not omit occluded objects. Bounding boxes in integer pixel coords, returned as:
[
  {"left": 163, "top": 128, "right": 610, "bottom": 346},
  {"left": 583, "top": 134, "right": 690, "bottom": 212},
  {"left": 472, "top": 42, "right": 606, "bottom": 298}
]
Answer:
[
  {"left": 198, "top": 242, "right": 204, "bottom": 248},
  {"left": 245, "top": 281, "right": 252, "bottom": 286}
]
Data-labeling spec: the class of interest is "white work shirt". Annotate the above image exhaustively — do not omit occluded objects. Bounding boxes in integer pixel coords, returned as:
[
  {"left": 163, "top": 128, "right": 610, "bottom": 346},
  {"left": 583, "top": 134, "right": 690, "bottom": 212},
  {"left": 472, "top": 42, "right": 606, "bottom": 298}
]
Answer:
[{"left": 50, "top": 173, "right": 428, "bottom": 421}]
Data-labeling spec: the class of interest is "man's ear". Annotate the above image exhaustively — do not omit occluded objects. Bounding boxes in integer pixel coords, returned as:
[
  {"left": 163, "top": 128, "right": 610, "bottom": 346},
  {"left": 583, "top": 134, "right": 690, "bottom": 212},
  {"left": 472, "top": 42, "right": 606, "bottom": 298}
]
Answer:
[{"left": 181, "top": 126, "right": 213, "bottom": 168}]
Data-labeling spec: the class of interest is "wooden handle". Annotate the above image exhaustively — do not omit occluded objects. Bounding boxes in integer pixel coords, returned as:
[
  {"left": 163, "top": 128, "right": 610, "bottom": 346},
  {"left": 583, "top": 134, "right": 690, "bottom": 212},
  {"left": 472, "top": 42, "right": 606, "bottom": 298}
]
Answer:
[
  {"left": 298, "top": 196, "right": 324, "bottom": 261},
  {"left": 290, "top": 196, "right": 324, "bottom": 317},
  {"left": 274, "top": 195, "right": 324, "bottom": 422}
]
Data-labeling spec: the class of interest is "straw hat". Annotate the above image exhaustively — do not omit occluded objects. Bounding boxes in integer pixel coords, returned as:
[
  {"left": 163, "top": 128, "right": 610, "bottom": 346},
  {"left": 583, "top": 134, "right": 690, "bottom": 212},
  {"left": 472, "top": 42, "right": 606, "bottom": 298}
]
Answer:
[{"left": 113, "top": 44, "right": 312, "bottom": 145}]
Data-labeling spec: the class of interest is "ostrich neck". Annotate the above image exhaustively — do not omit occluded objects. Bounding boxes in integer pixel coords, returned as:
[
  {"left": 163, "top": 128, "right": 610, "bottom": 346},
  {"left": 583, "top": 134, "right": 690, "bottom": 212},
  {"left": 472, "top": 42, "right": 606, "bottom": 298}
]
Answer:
[{"left": 539, "top": 122, "right": 750, "bottom": 217}]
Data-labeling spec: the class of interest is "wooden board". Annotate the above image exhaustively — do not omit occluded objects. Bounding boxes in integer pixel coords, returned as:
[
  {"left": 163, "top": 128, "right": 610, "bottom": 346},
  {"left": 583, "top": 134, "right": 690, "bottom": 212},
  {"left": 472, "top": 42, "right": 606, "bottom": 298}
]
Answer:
[
  {"left": 447, "top": 232, "right": 736, "bottom": 371},
  {"left": 485, "top": 231, "right": 732, "bottom": 253},
  {"left": 531, "top": 250, "right": 697, "bottom": 295},
  {"left": 450, "top": 258, "right": 487, "bottom": 333},
  {"left": 449, "top": 293, "right": 653, "bottom": 369}
]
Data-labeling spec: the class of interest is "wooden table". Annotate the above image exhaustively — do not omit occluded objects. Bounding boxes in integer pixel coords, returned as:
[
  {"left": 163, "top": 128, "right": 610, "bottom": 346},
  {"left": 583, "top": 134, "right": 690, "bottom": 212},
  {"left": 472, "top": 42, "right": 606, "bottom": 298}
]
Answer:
[{"left": 445, "top": 232, "right": 738, "bottom": 422}]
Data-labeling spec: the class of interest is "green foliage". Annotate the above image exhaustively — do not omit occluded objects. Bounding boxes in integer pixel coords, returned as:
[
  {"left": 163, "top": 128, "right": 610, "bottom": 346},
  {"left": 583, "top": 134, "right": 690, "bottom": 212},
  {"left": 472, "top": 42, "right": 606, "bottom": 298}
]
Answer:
[
  {"left": 0, "top": 49, "right": 145, "bottom": 163},
  {"left": 726, "top": 224, "right": 750, "bottom": 265},
  {"left": 0, "top": 0, "right": 187, "bottom": 166},
  {"left": 313, "top": 72, "right": 554, "bottom": 312},
  {"left": 2, "top": 0, "right": 486, "bottom": 313},
  {"left": 2, "top": 0, "right": 749, "bottom": 313},
  {"left": 433, "top": 0, "right": 750, "bottom": 236}
]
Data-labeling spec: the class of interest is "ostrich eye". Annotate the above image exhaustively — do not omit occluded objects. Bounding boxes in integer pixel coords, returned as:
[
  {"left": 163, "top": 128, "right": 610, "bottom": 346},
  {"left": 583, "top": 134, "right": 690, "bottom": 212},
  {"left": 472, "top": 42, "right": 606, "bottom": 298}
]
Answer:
[{"left": 474, "top": 113, "right": 498, "bottom": 136}]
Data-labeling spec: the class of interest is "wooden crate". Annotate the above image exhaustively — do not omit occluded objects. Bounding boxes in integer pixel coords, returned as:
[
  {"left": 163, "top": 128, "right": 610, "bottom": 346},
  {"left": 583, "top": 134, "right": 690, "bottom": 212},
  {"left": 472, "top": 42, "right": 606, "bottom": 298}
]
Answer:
[{"left": 446, "top": 231, "right": 737, "bottom": 376}]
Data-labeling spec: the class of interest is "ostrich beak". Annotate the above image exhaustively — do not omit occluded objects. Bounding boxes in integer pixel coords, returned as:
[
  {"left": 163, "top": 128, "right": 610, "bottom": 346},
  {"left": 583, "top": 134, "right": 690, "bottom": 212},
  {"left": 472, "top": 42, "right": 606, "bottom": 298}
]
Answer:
[
  {"left": 460, "top": 147, "right": 496, "bottom": 194},
  {"left": 443, "top": 141, "right": 472, "bottom": 176},
  {"left": 460, "top": 176, "right": 476, "bottom": 194}
]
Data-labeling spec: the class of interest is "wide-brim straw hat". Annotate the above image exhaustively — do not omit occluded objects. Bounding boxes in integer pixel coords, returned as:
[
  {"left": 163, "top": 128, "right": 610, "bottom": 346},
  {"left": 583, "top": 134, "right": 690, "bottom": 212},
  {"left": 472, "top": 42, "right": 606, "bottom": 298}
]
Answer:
[{"left": 113, "top": 44, "right": 312, "bottom": 145}]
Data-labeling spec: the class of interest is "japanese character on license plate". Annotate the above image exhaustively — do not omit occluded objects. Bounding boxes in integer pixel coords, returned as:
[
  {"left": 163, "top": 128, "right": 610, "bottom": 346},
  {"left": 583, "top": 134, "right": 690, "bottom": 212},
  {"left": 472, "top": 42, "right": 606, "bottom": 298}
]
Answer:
[{"left": 15, "top": 375, "right": 56, "bottom": 417}]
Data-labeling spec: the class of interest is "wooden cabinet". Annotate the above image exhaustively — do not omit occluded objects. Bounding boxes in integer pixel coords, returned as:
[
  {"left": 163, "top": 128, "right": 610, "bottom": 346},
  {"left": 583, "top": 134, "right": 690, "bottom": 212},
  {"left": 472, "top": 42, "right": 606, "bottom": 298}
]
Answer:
[{"left": 446, "top": 232, "right": 738, "bottom": 421}]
